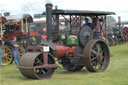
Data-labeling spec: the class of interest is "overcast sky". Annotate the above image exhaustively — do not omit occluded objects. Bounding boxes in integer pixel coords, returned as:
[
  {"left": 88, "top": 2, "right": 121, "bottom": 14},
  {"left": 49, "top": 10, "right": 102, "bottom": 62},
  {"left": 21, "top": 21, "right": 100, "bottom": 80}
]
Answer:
[{"left": 0, "top": 0, "right": 128, "bottom": 21}]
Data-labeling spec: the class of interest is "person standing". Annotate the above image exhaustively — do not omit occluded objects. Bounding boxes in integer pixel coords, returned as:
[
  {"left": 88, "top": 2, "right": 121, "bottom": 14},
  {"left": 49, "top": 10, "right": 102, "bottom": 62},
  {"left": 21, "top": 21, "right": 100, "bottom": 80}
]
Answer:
[
  {"left": 10, "top": 37, "right": 19, "bottom": 65},
  {"left": 91, "top": 15, "right": 102, "bottom": 39},
  {"left": 0, "top": 37, "right": 4, "bottom": 67},
  {"left": 83, "top": 17, "right": 92, "bottom": 27}
]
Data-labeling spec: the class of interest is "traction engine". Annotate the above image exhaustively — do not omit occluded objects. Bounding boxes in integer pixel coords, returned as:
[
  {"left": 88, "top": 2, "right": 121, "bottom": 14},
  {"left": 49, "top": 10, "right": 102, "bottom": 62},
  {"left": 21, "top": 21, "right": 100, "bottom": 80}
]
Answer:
[{"left": 18, "top": 2, "right": 115, "bottom": 79}]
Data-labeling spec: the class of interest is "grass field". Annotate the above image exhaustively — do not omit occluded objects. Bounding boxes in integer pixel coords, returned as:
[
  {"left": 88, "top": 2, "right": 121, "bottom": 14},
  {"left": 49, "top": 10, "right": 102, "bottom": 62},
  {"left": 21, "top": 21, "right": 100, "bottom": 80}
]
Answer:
[{"left": 0, "top": 43, "right": 128, "bottom": 85}]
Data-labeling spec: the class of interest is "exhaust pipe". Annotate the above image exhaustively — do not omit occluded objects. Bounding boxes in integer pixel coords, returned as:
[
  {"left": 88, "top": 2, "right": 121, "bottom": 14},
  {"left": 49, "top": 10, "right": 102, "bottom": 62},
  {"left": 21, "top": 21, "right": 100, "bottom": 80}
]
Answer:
[
  {"left": 45, "top": 0, "right": 53, "bottom": 42},
  {"left": 118, "top": 16, "right": 121, "bottom": 29}
]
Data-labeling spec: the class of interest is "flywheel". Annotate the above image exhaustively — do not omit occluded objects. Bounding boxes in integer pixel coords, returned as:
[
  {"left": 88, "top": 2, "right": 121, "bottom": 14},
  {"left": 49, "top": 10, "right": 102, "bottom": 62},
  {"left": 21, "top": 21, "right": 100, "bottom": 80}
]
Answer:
[{"left": 79, "top": 25, "right": 93, "bottom": 46}]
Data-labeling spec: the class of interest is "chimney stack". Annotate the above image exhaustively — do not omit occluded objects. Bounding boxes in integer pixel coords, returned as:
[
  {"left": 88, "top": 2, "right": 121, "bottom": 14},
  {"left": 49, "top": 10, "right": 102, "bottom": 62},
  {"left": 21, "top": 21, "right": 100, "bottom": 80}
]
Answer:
[{"left": 45, "top": 0, "right": 53, "bottom": 42}]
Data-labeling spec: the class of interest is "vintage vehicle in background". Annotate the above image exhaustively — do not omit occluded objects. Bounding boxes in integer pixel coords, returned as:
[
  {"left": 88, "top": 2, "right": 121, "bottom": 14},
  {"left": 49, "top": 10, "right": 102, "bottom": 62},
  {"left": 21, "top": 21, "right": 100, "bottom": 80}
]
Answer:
[
  {"left": 18, "top": 2, "right": 115, "bottom": 79},
  {"left": 106, "top": 16, "right": 127, "bottom": 46},
  {"left": 112, "top": 18, "right": 128, "bottom": 44},
  {"left": 117, "top": 21, "right": 128, "bottom": 42},
  {"left": 123, "top": 26, "right": 128, "bottom": 42},
  {"left": 112, "top": 27, "right": 126, "bottom": 44},
  {"left": 106, "top": 16, "right": 118, "bottom": 46},
  {"left": 0, "top": 14, "right": 42, "bottom": 65},
  {"left": 106, "top": 28, "right": 118, "bottom": 46}
]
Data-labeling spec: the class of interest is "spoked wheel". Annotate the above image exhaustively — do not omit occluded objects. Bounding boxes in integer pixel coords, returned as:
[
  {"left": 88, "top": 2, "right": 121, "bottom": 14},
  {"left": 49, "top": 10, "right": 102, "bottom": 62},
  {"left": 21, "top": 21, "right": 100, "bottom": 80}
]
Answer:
[
  {"left": 2, "top": 45, "right": 13, "bottom": 65},
  {"left": 58, "top": 57, "right": 84, "bottom": 71},
  {"left": 84, "top": 40, "right": 110, "bottom": 72},
  {"left": 18, "top": 52, "right": 56, "bottom": 79},
  {"left": 17, "top": 45, "right": 25, "bottom": 58}
]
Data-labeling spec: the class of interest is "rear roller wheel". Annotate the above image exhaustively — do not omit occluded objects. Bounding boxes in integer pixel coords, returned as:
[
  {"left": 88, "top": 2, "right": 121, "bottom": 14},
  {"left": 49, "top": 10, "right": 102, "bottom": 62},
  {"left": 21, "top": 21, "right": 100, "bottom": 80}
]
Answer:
[
  {"left": 58, "top": 57, "right": 84, "bottom": 71},
  {"left": 18, "top": 52, "right": 56, "bottom": 79},
  {"left": 84, "top": 40, "right": 110, "bottom": 72},
  {"left": 2, "top": 45, "right": 13, "bottom": 65}
]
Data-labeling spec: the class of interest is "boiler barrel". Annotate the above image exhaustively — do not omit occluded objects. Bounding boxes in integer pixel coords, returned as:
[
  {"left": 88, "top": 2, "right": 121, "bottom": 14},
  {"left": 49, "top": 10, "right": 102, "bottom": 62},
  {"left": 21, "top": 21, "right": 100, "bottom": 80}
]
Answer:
[{"left": 55, "top": 44, "right": 76, "bottom": 57}]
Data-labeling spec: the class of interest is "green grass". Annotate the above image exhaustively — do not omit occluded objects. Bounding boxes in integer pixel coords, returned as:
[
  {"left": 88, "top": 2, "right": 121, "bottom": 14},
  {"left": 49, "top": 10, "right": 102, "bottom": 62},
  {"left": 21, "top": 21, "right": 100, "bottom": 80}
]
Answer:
[{"left": 0, "top": 43, "right": 128, "bottom": 85}]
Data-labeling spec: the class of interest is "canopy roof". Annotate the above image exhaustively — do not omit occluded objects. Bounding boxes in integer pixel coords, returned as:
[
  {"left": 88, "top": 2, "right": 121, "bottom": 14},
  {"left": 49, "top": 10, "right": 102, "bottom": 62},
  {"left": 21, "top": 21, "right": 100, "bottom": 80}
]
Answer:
[
  {"left": 52, "top": 9, "right": 116, "bottom": 16},
  {"left": 113, "top": 21, "right": 128, "bottom": 25},
  {"left": 5, "top": 14, "right": 33, "bottom": 23},
  {"left": 0, "top": 16, "right": 7, "bottom": 23}
]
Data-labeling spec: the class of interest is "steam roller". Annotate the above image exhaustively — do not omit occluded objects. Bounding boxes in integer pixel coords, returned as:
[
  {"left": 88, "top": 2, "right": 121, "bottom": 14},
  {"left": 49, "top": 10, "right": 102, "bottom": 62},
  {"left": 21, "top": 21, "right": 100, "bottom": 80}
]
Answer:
[
  {"left": 17, "top": 2, "right": 114, "bottom": 79},
  {"left": 18, "top": 26, "right": 110, "bottom": 79}
]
